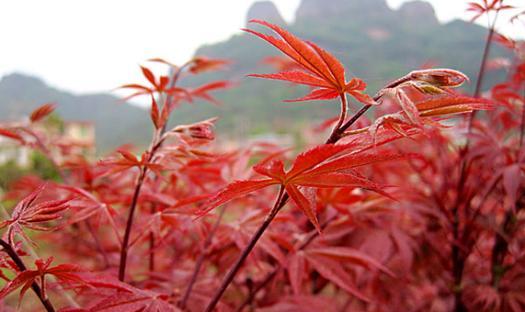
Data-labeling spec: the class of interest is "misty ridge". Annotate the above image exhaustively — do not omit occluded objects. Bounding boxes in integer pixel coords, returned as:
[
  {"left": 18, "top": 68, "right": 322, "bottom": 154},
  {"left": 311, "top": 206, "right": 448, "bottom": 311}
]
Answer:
[{"left": 0, "top": 0, "right": 512, "bottom": 152}]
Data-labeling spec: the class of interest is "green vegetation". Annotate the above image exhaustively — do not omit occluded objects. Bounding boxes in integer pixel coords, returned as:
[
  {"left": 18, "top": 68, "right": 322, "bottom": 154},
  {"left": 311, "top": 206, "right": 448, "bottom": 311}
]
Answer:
[{"left": 0, "top": 152, "right": 61, "bottom": 191}]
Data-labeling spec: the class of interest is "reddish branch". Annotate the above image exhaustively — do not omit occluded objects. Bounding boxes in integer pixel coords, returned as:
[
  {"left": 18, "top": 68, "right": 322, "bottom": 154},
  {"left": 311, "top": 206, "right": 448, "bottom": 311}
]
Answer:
[
  {"left": 204, "top": 186, "right": 286, "bottom": 311},
  {"left": 118, "top": 64, "right": 188, "bottom": 281},
  {"left": 118, "top": 165, "right": 149, "bottom": 281},
  {"left": 148, "top": 204, "right": 157, "bottom": 272},
  {"left": 204, "top": 80, "right": 403, "bottom": 310},
  {"left": 235, "top": 215, "right": 337, "bottom": 311},
  {"left": 0, "top": 239, "right": 55, "bottom": 312}
]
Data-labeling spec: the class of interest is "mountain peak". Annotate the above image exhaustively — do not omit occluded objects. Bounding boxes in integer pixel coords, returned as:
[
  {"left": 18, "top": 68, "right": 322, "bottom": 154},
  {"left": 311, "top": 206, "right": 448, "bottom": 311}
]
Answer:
[
  {"left": 0, "top": 73, "right": 46, "bottom": 89},
  {"left": 399, "top": 0, "right": 438, "bottom": 24},
  {"left": 246, "top": 1, "right": 286, "bottom": 26},
  {"left": 296, "top": 0, "right": 390, "bottom": 20}
]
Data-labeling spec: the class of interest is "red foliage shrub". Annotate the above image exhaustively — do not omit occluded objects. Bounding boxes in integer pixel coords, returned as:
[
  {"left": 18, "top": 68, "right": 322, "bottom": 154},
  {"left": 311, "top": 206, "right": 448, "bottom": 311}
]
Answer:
[{"left": 0, "top": 2, "right": 524, "bottom": 311}]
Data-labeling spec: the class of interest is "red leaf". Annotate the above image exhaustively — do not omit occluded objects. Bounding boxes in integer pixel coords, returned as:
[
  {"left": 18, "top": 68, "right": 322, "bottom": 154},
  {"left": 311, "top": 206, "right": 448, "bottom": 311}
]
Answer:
[
  {"left": 30, "top": 103, "right": 56, "bottom": 123},
  {"left": 189, "top": 81, "right": 232, "bottom": 105},
  {"left": 253, "top": 159, "right": 286, "bottom": 181},
  {"left": 286, "top": 144, "right": 349, "bottom": 180},
  {"left": 246, "top": 20, "right": 334, "bottom": 86},
  {"left": 284, "top": 88, "right": 339, "bottom": 102},
  {"left": 0, "top": 128, "right": 25, "bottom": 143},
  {"left": 396, "top": 90, "right": 420, "bottom": 124},
  {"left": 0, "top": 184, "right": 71, "bottom": 244},
  {"left": 286, "top": 184, "right": 321, "bottom": 233},
  {"left": 287, "top": 251, "right": 306, "bottom": 295},
  {"left": 244, "top": 20, "right": 367, "bottom": 104},
  {"left": 249, "top": 71, "right": 332, "bottom": 88},
  {"left": 117, "top": 149, "right": 138, "bottom": 163},
  {"left": 140, "top": 66, "right": 156, "bottom": 87},
  {"left": 70, "top": 274, "right": 172, "bottom": 312},
  {"left": 172, "top": 117, "right": 217, "bottom": 140},
  {"left": 307, "top": 41, "right": 346, "bottom": 89},
  {"left": 293, "top": 172, "right": 382, "bottom": 191},
  {"left": 415, "top": 96, "right": 493, "bottom": 115},
  {"left": 118, "top": 84, "right": 151, "bottom": 92},
  {"left": 150, "top": 95, "right": 161, "bottom": 129},
  {"left": 86, "top": 289, "right": 173, "bottom": 312},
  {"left": 198, "top": 179, "right": 278, "bottom": 216},
  {"left": 308, "top": 246, "right": 396, "bottom": 277},
  {"left": 189, "top": 56, "right": 230, "bottom": 74},
  {"left": 0, "top": 270, "right": 39, "bottom": 304},
  {"left": 348, "top": 89, "right": 376, "bottom": 106},
  {"left": 306, "top": 152, "right": 405, "bottom": 176},
  {"left": 305, "top": 253, "right": 370, "bottom": 302},
  {"left": 147, "top": 57, "right": 178, "bottom": 68},
  {"left": 262, "top": 56, "right": 301, "bottom": 71},
  {"left": 0, "top": 257, "right": 83, "bottom": 305}
]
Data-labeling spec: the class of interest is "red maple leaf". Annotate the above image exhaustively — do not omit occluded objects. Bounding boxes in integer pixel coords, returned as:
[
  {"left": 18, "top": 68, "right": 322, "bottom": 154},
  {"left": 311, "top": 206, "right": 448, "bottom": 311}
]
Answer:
[
  {"left": 189, "top": 56, "right": 229, "bottom": 74},
  {"left": 0, "top": 128, "right": 25, "bottom": 144},
  {"left": 29, "top": 103, "right": 56, "bottom": 123},
  {"left": 0, "top": 257, "right": 83, "bottom": 305},
  {"left": 100, "top": 149, "right": 163, "bottom": 175},
  {"left": 62, "top": 274, "right": 176, "bottom": 312},
  {"left": 244, "top": 20, "right": 376, "bottom": 105},
  {"left": 0, "top": 183, "right": 71, "bottom": 244},
  {"left": 118, "top": 65, "right": 187, "bottom": 100},
  {"left": 467, "top": 0, "right": 514, "bottom": 22},
  {"left": 199, "top": 144, "right": 402, "bottom": 231}
]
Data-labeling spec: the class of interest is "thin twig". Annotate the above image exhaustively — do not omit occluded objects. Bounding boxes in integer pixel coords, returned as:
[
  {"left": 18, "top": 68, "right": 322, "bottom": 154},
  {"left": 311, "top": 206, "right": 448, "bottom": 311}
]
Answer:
[
  {"left": 329, "top": 94, "right": 348, "bottom": 142},
  {"left": 0, "top": 239, "right": 56, "bottom": 312},
  {"left": 148, "top": 203, "right": 157, "bottom": 273},
  {"left": 118, "top": 63, "right": 189, "bottom": 281},
  {"left": 235, "top": 215, "right": 337, "bottom": 311},
  {"left": 204, "top": 187, "right": 285, "bottom": 312},
  {"left": 118, "top": 166, "right": 148, "bottom": 281},
  {"left": 205, "top": 74, "right": 414, "bottom": 310}
]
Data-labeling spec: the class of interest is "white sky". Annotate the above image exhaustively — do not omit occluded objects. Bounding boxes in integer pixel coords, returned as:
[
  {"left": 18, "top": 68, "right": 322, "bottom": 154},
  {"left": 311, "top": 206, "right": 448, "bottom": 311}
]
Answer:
[{"left": 0, "top": 0, "right": 523, "bottom": 96}]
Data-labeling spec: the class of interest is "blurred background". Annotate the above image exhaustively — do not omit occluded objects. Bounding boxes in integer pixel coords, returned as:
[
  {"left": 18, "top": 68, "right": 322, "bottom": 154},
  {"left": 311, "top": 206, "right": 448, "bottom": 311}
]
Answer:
[{"left": 0, "top": 0, "right": 523, "bottom": 154}]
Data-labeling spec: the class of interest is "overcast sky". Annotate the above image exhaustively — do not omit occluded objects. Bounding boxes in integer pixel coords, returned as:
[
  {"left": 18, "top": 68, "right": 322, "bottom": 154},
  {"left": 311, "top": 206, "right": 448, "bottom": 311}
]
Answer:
[{"left": 0, "top": 0, "right": 523, "bottom": 95}]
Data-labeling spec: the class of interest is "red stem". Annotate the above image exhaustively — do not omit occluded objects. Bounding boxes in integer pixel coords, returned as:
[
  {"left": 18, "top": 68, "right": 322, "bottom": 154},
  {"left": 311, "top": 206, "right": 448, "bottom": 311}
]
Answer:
[
  {"left": 148, "top": 203, "right": 157, "bottom": 272},
  {"left": 204, "top": 187, "right": 285, "bottom": 312},
  {"left": 235, "top": 215, "right": 337, "bottom": 311},
  {"left": 328, "top": 94, "right": 348, "bottom": 141},
  {"left": 467, "top": 19, "right": 497, "bottom": 131},
  {"left": 118, "top": 63, "right": 189, "bottom": 281},
  {"left": 205, "top": 77, "right": 411, "bottom": 310},
  {"left": 118, "top": 166, "right": 147, "bottom": 281},
  {"left": 0, "top": 239, "right": 55, "bottom": 312}
]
